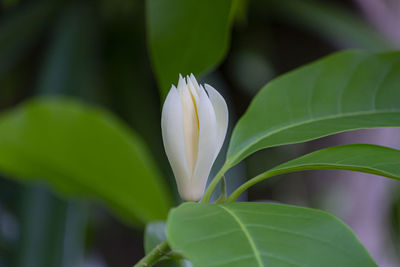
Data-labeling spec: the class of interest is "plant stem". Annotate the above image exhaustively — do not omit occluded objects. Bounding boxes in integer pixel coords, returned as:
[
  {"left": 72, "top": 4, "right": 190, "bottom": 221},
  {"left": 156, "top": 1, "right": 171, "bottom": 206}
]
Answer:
[
  {"left": 226, "top": 163, "right": 385, "bottom": 202},
  {"left": 134, "top": 241, "right": 170, "bottom": 267},
  {"left": 203, "top": 165, "right": 229, "bottom": 203},
  {"left": 226, "top": 169, "right": 285, "bottom": 203}
]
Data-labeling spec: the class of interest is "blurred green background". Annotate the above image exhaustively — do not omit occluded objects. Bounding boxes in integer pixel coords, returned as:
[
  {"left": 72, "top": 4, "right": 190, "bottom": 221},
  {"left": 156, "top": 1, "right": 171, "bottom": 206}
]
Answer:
[{"left": 0, "top": 0, "right": 399, "bottom": 266}]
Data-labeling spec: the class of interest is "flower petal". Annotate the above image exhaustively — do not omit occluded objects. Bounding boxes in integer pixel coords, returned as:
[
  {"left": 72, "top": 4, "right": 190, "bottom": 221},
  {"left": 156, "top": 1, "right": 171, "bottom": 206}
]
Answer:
[
  {"left": 177, "top": 74, "right": 186, "bottom": 93},
  {"left": 189, "top": 73, "right": 201, "bottom": 95},
  {"left": 161, "top": 86, "right": 190, "bottom": 198},
  {"left": 204, "top": 84, "right": 229, "bottom": 160},
  {"left": 178, "top": 79, "right": 199, "bottom": 176},
  {"left": 189, "top": 86, "right": 218, "bottom": 201},
  {"left": 186, "top": 75, "right": 200, "bottom": 103}
]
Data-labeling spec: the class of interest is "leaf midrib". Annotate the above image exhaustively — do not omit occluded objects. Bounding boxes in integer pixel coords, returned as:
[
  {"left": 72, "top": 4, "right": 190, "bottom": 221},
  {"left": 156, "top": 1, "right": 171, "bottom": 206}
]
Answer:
[
  {"left": 219, "top": 205, "right": 264, "bottom": 267},
  {"left": 228, "top": 109, "right": 400, "bottom": 166}
]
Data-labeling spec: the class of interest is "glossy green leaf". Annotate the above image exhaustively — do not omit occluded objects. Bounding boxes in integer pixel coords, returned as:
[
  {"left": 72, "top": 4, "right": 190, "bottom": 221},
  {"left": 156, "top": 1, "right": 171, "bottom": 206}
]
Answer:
[
  {"left": 271, "top": 144, "right": 400, "bottom": 178},
  {"left": 227, "top": 50, "right": 400, "bottom": 168},
  {"left": 228, "top": 144, "right": 400, "bottom": 202},
  {"left": 0, "top": 98, "right": 172, "bottom": 225},
  {"left": 146, "top": 0, "right": 233, "bottom": 97},
  {"left": 167, "top": 202, "right": 376, "bottom": 267}
]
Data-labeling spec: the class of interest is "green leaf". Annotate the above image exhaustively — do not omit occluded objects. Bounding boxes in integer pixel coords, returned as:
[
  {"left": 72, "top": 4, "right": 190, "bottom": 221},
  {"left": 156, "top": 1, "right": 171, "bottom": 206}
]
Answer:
[
  {"left": 167, "top": 202, "right": 376, "bottom": 267},
  {"left": 227, "top": 144, "right": 400, "bottom": 202},
  {"left": 146, "top": 0, "right": 233, "bottom": 98},
  {"left": 227, "top": 50, "right": 400, "bottom": 168},
  {"left": 0, "top": 98, "right": 172, "bottom": 226},
  {"left": 230, "top": 0, "right": 248, "bottom": 25},
  {"left": 270, "top": 144, "right": 400, "bottom": 178},
  {"left": 145, "top": 221, "right": 167, "bottom": 254}
]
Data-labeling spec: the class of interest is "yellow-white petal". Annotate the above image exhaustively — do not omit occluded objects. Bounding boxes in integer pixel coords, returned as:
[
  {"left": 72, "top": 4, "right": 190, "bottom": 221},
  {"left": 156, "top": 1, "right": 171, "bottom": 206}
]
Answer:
[
  {"left": 161, "top": 86, "right": 190, "bottom": 198},
  {"left": 189, "top": 73, "right": 201, "bottom": 95},
  {"left": 189, "top": 86, "right": 218, "bottom": 201},
  {"left": 186, "top": 75, "right": 200, "bottom": 104},
  {"left": 177, "top": 77, "right": 199, "bottom": 176},
  {"left": 204, "top": 84, "right": 229, "bottom": 160}
]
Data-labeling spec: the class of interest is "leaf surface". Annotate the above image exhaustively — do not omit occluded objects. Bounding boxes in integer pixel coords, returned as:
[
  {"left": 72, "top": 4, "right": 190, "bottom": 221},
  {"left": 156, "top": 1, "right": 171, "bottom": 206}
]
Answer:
[
  {"left": 227, "top": 51, "right": 400, "bottom": 167},
  {"left": 271, "top": 144, "right": 400, "bottom": 178},
  {"left": 0, "top": 98, "right": 172, "bottom": 225},
  {"left": 147, "top": 0, "right": 233, "bottom": 97},
  {"left": 227, "top": 144, "right": 400, "bottom": 202},
  {"left": 167, "top": 202, "right": 376, "bottom": 267}
]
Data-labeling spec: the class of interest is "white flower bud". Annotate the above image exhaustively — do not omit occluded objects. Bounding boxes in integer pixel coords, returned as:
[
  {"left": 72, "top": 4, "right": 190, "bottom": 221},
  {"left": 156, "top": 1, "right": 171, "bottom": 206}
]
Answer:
[{"left": 161, "top": 74, "right": 228, "bottom": 202}]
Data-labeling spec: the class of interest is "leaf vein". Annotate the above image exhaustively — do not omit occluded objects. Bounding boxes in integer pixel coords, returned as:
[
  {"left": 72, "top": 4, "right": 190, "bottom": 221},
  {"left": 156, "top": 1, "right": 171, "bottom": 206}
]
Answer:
[
  {"left": 220, "top": 205, "right": 264, "bottom": 267},
  {"left": 246, "top": 223, "right": 356, "bottom": 260}
]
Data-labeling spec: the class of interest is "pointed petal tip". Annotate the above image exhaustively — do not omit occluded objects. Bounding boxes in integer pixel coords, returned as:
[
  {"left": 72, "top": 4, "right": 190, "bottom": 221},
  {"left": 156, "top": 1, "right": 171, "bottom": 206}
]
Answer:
[
  {"left": 190, "top": 73, "right": 197, "bottom": 82},
  {"left": 204, "top": 84, "right": 214, "bottom": 91},
  {"left": 177, "top": 75, "right": 187, "bottom": 92}
]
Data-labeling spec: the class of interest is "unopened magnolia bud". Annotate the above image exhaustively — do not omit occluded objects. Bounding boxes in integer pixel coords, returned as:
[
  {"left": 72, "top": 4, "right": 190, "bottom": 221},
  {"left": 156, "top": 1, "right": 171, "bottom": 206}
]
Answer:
[{"left": 161, "top": 74, "right": 228, "bottom": 201}]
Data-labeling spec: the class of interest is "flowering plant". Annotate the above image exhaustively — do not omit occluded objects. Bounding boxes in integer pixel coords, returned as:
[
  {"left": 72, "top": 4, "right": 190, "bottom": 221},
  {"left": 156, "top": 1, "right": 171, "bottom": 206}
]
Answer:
[{"left": 0, "top": 1, "right": 399, "bottom": 267}]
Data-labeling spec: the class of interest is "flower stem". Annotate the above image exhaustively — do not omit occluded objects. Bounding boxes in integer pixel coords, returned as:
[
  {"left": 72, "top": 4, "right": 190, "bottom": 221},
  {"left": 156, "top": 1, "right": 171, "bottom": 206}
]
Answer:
[
  {"left": 203, "top": 164, "right": 229, "bottom": 203},
  {"left": 133, "top": 241, "right": 170, "bottom": 267},
  {"left": 226, "top": 169, "right": 286, "bottom": 202}
]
